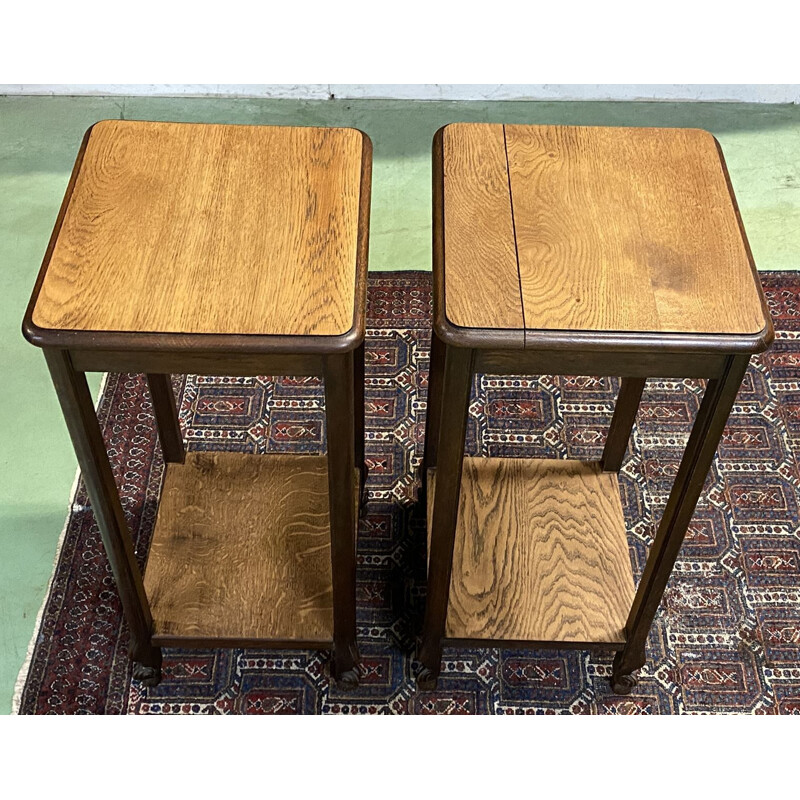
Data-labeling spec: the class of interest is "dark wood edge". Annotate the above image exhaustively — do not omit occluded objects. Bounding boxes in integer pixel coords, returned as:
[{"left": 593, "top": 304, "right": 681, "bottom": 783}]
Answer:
[
  {"left": 442, "top": 637, "right": 625, "bottom": 651},
  {"left": 432, "top": 123, "right": 773, "bottom": 356},
  {"left": 22, "top": 126, "right": 373, "bottom": 357},
  {"left": 520, "top": 328, "right": 771, "bottom": 355},
  {"left": 474, "top": 349, "right": 727, "bottom": 379},
  {"left": 151, "top": 635, "right": 333, "bottom": 650},
  {"left": 352, "top": 129, "right": 372, "bottom": 348},
  {"left": 70, "top": 349, "right": 324, "bottom": 376}
]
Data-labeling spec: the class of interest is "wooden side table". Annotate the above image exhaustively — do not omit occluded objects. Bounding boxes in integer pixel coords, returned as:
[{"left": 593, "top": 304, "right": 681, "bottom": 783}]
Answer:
[
  {"left": 23, "top": 120, "right": 372, "bottom": 688},
  {"left": 419, "top": 123, "right": 773, "bottom": 693}
]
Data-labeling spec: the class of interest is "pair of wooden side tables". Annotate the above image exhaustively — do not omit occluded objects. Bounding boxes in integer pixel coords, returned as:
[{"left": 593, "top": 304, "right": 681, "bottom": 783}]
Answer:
[{"left": 23, "top": 119, "right": 772, "bottom": 694}]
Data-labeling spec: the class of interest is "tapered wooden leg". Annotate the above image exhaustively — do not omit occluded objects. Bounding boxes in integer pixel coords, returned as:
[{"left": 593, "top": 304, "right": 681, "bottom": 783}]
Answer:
[
  {"left": 353, "top": 342, "right": 368, "bottom": 512},
  {"left": 422, "top": 330, "right": 446, "bottom": 475},
  {"left": 146, "top": 373, "right": 185, "bottom": 465},
  {"left": 602, "top": 377, "right": 646, "bottom": 472},
  {"left": 324, "top": 351, "right": 360, "bottom": 687},
  {"left": 45, "top": 349, "right": 162, "bottom": 685},
  {"left": 418, "top": 345, "right": 475, "bottom": 689},
  {"left": 612, "top": 356, "right": 749, "bottom": 693}
]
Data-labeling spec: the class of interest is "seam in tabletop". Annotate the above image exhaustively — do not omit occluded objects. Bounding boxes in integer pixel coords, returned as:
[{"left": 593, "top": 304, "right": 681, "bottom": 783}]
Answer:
[{"left": 502, "top": 124, "right": 527, "bottom": 344}]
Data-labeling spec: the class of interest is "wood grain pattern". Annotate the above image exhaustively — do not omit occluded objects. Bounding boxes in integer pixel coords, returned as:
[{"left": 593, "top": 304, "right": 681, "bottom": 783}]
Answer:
[
  {"left": 441, "top": 124, "right": 524, "bottom": 332},
  {"left": 504, "top": 124, "right": 768, "bottom": 337},
  {"left": 428, "top": 458, "right": 635, "bottom": 644},
  {"left": 438, "top": 122, "right": 768, "bottom": 339},
  {"left": 33, "top": 120, "right": 365, "bottom": 337},
  {"left": 144, "top": 452, "right": 343, "bottom": 642}
]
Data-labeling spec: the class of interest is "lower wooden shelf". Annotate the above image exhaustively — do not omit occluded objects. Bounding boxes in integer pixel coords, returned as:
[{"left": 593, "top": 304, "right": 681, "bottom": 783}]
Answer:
[
  {"left": 428, "top": 458, "right": 636, "bottom": 646},
  {"left": 144, "top": 452, "right": 340, "bottom": 646}
]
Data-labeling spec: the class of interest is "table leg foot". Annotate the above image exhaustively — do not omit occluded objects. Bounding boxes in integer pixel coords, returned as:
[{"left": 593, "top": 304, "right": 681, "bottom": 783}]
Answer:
[
  {"left": 610, "top": 651, "right": 640, "bottom": 695},
  {"left": 132, "top": 661, "right": 162, "bottom": 687},
  {"left": 610, "top": 672, "right": 637, "bottom": 695},
  {"left": 132, "top": 642, "right": 162, "bottom": 686},
  {"left": 332, "top": 651, "right": 360, "bottom": 689},
  {"left": 416, "top": 666, "right": 438, "bottom": 691},
  {"left": 333, "top": 668, "right": 360, "bottom": 689},
  {"left": 331, "top": 641, "right": 361, "bottom": 689}
]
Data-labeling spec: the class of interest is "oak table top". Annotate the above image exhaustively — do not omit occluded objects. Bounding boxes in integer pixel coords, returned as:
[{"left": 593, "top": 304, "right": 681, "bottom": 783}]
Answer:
[
  {"left": 436, "top": 123, "right": 772, "bottom": 351},
  {"left": 25, "top": 120, "right": 371, "bottom": 349}
]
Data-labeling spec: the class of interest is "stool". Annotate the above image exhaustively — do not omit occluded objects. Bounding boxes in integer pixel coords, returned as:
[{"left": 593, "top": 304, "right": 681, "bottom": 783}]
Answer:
[
  {"left": 23, "top": 120, "right": 372, "bottom": 688},
  {"left": 418, "top": 123, "right": 773, "bottom": 692}
]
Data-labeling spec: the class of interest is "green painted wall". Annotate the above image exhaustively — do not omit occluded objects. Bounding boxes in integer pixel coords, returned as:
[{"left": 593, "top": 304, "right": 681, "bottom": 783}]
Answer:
[{"left": 1, "top": 95, "right": 798, "bottom": 713}]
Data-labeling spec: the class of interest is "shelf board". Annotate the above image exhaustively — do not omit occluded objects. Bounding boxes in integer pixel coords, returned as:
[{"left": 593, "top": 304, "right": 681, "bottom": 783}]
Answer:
[
  {"left": 144, "top": 452, "right": 339, "bottom": 645},
  {"left": 428, "top": 458, "right": 635, "bottom": 645}
]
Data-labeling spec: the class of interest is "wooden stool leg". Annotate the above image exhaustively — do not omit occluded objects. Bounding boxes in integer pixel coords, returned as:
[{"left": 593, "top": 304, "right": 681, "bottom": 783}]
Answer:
[
  {"left": 353, "top": 342, "right": 368, "bottom": 512},
  {"left": 324, "top": 351, "right": 360, "bottom": 687},
  {"left": 418, "top": 345, "right": 475, "bottom": 689},
  {"left": 612, "top": 356, "right": 749, "bottom": 693},
  {"left": 45, "top": 349, "right": 162, "bottom": 685},
  {"left": 602, "top": 377, "right": 646, "bottom": 472},
  {"left": 422, "top": 330, "right": 446, "bottom": 477},
  {"left": 146, "top": 373, "right": 185, "bottom": 465}
]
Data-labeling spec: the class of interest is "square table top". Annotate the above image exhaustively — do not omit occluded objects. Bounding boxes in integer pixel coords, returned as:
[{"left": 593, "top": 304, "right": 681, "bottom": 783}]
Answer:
[
  {"left": 437, "top": 123, "right": 771, "bottom": 351},
  {"left": 26, "top": 120, "right": 370, "bottom": 346}
]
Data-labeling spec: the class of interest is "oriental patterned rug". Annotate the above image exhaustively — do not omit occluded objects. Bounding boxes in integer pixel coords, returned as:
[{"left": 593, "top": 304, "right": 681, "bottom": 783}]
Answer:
[{"left": 15, "top": 272, "right": 800, "bottom": 713}]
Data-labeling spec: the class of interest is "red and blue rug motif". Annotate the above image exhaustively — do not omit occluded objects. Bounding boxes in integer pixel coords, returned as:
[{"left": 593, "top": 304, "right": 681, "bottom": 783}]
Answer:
[{"left": 15, "top": 272, "right": 800, "bottom": 713}]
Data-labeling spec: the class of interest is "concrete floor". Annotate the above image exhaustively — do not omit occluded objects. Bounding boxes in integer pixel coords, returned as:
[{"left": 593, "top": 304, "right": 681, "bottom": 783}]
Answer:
[{"left": 1, "top": 95, "right": 799, "bottom": 713}]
